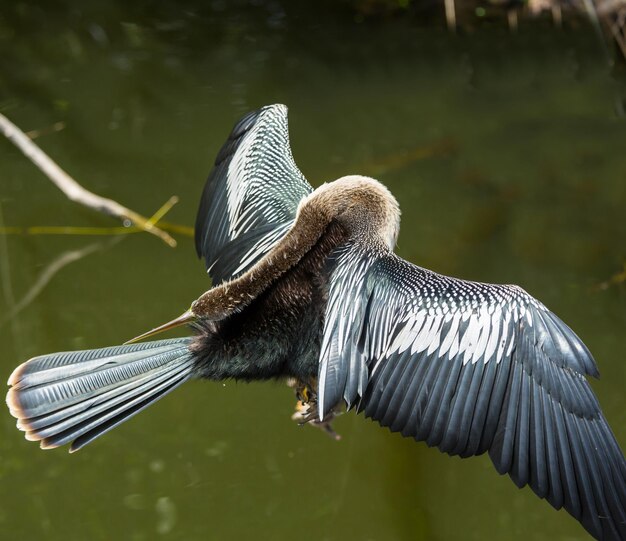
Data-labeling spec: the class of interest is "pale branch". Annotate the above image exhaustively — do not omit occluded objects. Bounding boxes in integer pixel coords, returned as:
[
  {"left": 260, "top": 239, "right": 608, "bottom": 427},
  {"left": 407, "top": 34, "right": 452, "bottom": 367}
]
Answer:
[{"left": 0, "top": 112, "right": 177, "bottom": 247}]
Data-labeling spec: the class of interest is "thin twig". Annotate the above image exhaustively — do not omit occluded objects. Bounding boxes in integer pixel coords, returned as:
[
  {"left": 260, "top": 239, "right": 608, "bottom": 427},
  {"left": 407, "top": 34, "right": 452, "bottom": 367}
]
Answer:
[
  {"left": 0, "top": 222, "right": 195, "bottom": 238},
  {"left": 0, "top": 112, "right": 177, "bottom": 247},
  {"left": 0, "top": 241, "right": 107, "bottom": 326},
  {"left": 0, "top": 196, "right": 192, "bottom": 238},
  {"left": 25, "top": 121, "right": 66, "bottom": 140}
]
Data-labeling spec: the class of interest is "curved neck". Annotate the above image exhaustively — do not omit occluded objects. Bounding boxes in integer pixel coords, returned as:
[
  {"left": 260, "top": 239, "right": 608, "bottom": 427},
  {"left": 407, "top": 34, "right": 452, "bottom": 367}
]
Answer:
[
  {"left": 191, "top": 203, "right": 332, "bottom": 320},
  {"left": 191, "top": 175, "right": 400, "bottom": 321}
]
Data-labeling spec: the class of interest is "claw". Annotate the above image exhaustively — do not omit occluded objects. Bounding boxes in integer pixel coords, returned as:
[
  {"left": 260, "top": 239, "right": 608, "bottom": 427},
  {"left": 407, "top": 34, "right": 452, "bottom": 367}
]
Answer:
[{"left": 288, "top": 378, "right": 341, "bottom": 440}]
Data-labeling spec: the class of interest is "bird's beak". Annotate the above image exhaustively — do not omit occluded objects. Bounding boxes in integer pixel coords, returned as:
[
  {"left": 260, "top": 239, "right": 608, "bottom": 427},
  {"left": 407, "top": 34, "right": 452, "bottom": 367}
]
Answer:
[{"left": 124, "top": 309, "right": 196, "bottom": 344}]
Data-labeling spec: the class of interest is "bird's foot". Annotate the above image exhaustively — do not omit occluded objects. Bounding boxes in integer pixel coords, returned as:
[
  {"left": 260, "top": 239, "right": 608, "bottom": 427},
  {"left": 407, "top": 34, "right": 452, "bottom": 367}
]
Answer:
[
  {"left": 291, "top": 399, "right": 342, "bottom": 441},
  {"left": 287, "top": 378, "right": 341, "bottom": 441}
]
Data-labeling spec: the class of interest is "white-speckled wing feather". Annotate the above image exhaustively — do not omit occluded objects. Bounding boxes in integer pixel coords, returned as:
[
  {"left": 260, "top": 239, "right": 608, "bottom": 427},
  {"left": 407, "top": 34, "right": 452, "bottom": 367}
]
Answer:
[
  {"left": 318, "top": 247, "right": 626, "bottom": 541},
  {"left": 195, "top": 104, "right": 313, "bottom": 284}
]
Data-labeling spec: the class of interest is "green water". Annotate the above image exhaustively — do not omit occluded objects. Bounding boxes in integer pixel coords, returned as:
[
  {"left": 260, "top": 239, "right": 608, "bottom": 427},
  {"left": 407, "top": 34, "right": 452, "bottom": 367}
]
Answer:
[{"left": 1, "top": 4, "right": 625, "bottom": 540}]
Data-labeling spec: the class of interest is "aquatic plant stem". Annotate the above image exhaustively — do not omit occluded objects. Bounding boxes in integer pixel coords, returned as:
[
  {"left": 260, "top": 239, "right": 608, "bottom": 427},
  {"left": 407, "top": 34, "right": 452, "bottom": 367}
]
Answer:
[{"left": 0, "top": 112, "right": 177, "bottom": 247}]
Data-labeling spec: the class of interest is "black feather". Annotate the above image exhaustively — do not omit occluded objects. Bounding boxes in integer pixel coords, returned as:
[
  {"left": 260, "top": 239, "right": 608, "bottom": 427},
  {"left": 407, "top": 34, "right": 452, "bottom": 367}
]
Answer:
[
  {"left": 7, "top": 339, "right": 194, "bottom": 451},
  {"left": 194, "top": 104, "right": 312, "bottom": 283},
  {"left": 338, "top": 252, "right": 625, "bottom": 539},
  {"left": 528, "top": 381, "right": 548, "bottom": 499}
]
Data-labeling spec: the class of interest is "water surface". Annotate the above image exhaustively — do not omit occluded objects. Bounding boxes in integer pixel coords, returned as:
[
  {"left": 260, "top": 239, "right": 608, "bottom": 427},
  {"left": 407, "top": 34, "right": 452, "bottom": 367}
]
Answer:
[{"left": 1, "top": 5, "right": 625, "bottom": 540}]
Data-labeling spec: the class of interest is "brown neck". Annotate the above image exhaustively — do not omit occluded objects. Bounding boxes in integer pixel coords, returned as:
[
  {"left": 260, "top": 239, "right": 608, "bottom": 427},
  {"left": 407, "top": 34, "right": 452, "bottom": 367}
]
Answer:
[
  {"left": 191, "top": 203, "right": 332, "bottom": 320},
  {"left": 191, "top": 175, "right": 400, "bottom": 321}
]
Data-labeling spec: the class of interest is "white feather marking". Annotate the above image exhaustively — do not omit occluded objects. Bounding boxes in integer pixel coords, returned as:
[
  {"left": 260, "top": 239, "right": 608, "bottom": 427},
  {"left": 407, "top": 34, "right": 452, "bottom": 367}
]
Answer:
[
  {"left": 460, "top": 314, "right": 482, "bottom": 364},
  {"left": 439, "top": 313, "right": 461, "bottom": 358},
  {"left": 317, "top": 362, "right": 328, "bottom": 420},
  {"left": 226, "top": 129, "right": 256, "bottom": 237},
  {"left": 426, "top": 328, "right": 441, "bottom": 356},
  {"left": 406, "top": 309, "right": 428, "bottom": 344},
  {"left": 411, "top": 315, "right": 436, "bottom": 355},
  {"left": 496, "top": 320, "right": 509, "bottom": 363},
  {"left": 525, "top": 307, "right": 533, "bottom": 327},
  {"left": 414, "top": 315, "right": 442, "bottom": 355},
  {"left": 390, "top": 322, "right": 412, "bottom": 355},
  {"left": 483, "top": 311, "right": 501, "bottom": 364},
  {"left": 448, "top": 328, "right": 460, "bottom": 358},
  {"left": 506, "top": 326, "right": 516, "bottom": 357},
  {"left": 471, "top": 310, "right": 492, "bottom": 364}
]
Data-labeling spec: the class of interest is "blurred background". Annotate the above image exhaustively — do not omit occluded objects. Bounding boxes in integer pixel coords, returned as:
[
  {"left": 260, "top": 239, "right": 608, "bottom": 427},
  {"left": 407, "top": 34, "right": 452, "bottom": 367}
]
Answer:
[{"left": 1, "top": 1, "right": 625, "bottom": 540}]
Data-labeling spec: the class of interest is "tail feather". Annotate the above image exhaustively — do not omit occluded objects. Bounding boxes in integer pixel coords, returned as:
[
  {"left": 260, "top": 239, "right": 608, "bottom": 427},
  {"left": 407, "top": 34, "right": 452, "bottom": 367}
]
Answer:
[
  {"left": 6, "top": 338, "right": 195, "bottom": 451},
  {"left": 9, "top": 340, "right": 188, "bottom": 388},
  {"left": 66, "top": 374, "right": 190, "bottom": 453},
  {"left": 8, "top": 339, "right": 192, "bottom": 417},
  {"left": 21, "top": 360, "right": 187, "bottom": 433},
  {"left": 24, "top": 360, "right": 191, "bottom": 440},
  {"left": 42, "top": 364, "right": 193, "bottom": 451}
]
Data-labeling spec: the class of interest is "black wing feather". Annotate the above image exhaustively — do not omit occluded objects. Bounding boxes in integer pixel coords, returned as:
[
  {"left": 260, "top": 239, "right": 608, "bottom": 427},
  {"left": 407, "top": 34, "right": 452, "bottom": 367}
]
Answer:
[
  {"left": 318, "top": 247, "right": 626, "bottom": 540},
  {"left": 195, "top": 104, "right": 313, "bottom": 284}
]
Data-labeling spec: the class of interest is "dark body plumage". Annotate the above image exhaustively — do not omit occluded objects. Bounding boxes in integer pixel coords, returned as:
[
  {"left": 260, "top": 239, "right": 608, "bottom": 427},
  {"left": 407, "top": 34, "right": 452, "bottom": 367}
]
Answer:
[
  {"left": 190, "top": 220, "right": 348, "bottom": 382},
  {"left": 6, "top": 104, "right": 626, "bottom": 541}
]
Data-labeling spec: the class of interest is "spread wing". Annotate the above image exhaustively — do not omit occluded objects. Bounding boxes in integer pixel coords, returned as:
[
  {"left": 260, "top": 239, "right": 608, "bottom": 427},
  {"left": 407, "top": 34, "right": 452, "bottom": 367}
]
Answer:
[
  {"left": 195, "top": 104, "right": 313, "bottom": 284},
  {"left": 318, "top": 245, "right": 626, "bottom": 541}
]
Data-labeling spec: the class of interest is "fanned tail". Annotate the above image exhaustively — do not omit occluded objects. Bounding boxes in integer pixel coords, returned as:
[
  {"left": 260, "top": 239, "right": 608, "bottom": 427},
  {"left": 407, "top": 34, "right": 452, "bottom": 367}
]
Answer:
[{"left": 6, "top": 338, "right": 195, "bottom": 452}]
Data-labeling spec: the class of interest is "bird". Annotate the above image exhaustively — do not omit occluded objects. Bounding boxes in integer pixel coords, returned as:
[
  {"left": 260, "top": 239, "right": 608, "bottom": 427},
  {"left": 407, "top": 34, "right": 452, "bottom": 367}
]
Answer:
[{"left": 6, "top": 103, "right": 626, "bottom": 540}]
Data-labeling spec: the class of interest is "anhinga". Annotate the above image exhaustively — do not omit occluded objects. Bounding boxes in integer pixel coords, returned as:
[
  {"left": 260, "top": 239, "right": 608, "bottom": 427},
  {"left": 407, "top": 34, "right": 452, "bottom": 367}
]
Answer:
[{"left": 6, "top": 104, "right": 626, "bottom": 540}]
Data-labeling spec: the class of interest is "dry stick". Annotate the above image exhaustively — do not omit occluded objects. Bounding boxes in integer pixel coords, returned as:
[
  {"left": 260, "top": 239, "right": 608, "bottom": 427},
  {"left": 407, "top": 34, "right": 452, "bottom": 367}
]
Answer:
[{"left": 0, "top": 112, "right": 177, "bottom": 247}]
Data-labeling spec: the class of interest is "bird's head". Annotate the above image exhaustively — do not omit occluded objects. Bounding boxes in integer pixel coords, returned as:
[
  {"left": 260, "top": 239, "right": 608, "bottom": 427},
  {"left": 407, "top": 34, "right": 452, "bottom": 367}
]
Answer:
[{"left": 304, "top": 175, "right": 401, "bottom": 249}]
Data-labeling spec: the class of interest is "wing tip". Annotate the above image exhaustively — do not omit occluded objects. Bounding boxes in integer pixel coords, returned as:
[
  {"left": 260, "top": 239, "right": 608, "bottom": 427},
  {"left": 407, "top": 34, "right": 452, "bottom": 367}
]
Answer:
[
  {"left": 262, "top": 103, "right": 287, "bottom": 115},
  {"left": 228, "top": 103, "right": 288, "bottom": 141},
  {"left": 537, "top": 308, "right": 600, "bottom": 378}
]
